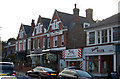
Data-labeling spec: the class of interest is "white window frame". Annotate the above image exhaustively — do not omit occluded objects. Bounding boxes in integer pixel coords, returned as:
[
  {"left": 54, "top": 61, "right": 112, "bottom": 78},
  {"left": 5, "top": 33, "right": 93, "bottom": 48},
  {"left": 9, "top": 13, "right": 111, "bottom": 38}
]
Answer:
[
  {"left": 53, "top": 36, "right": 58, "bottom": 47},
  {"left": 33, "top": 40, "right": 35, "bottom": 49},
  {"left": 47, "top": 38, "right": 50, "bottom": 48},
  {"left": 23, "top": 40, "right": 26, "bottom": 50},
  {"left": 28, "top": 39, "right": 31, "bottom": 50},
  {"left": 38, "top": 39, "right": 40, "bottom": 49},
  {"left": 43, "top": 38, "right": 45, "bottom": 48},
  {"left": 52, "top": 19, "right": 59, "bottom": 30},
  {"left": 16, "top": 42, "right": 18, "bottom": 51},
  {"left": 83, "top": 23, "right": 90, "bottom": 28},
  {"left": 61, "top": 35, "right": 64, "bottom": 46}
]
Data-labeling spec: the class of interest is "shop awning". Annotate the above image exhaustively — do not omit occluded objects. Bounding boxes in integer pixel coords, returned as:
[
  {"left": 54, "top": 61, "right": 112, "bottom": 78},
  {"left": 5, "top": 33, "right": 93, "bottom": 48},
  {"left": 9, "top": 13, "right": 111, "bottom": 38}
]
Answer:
[{"left": 26, "top": 53, "right": 46, "bottom": 57}]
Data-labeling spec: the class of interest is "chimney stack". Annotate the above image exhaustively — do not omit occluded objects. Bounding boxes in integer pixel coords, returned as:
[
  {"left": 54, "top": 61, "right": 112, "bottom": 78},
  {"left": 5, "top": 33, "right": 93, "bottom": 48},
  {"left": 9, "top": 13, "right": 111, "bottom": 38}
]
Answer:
[
  {"left": 31, "top": 19, "right": 35, "bottom": 27},
  {"left": 73, "top": 4, "right": 80, "bottom": 23},
  {"left": 86, "top": 8, "right": 93, "bottom": 22}
]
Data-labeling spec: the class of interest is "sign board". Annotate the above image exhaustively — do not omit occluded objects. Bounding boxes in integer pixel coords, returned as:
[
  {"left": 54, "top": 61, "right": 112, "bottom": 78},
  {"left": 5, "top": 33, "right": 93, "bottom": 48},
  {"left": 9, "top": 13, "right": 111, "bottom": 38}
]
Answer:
[
  {"left": 62, "top": 48, "right": 82, "bottom": 59},
  {"left": 84, "top": 45, "right": 115, "bottom": 54}
]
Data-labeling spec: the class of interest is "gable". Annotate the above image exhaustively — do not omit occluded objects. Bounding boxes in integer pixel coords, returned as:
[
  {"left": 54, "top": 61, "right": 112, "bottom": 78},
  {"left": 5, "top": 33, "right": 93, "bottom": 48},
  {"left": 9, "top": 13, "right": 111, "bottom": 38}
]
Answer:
[
  {"left": 47, "top": 10, "right": 64, "bottom": 32},
  {"left": 17, "top": 24, "right": 26, "bottom": 40}
]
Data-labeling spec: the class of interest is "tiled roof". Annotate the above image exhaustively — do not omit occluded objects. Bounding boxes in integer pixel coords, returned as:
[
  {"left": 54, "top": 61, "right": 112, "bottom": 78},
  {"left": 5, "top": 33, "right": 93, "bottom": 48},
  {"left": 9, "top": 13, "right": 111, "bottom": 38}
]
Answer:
[
  {"left": 57, "top": 10, "right": 93, "bottom": 29},
  {"left": 23, "top": 25, "right": 33, "bottom": 37},
  {"left": 86, "top": 13, "right": 120, "bottom": 29},
  {"left": 41, "top": 17, "right": 51, "bottom": 29}
]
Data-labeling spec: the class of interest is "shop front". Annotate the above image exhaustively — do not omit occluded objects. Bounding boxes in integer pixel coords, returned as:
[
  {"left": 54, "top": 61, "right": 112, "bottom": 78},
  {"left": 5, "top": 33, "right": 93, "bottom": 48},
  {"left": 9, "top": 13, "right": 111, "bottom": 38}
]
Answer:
[
  {"left": 84, "top": 44, "right": 116, "bottom": 76},
  {"left": 63, "top": 48, "right": 85, "bottom": 70}
]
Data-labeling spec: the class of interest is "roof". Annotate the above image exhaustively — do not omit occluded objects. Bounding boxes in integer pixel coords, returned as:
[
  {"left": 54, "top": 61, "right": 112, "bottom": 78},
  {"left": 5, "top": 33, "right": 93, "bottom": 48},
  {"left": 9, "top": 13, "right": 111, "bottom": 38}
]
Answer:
[
  {"left": 41, "top": 17, "right": 51, "bottom": 29},
  {"left": 57, "top": 10, "right": 93, "bottom": 29},
  {"left": 86, "top": 13, "right": 120, "bottom": 29},
  {"left": 23, "top": 25, "right": 33, "bottom": 37}
]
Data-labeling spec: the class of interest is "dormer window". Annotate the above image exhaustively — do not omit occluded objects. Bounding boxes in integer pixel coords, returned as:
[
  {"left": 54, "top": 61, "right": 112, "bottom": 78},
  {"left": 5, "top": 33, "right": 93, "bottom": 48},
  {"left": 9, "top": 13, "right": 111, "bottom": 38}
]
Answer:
[
  {"left": 36, "top": 23, "right": 42, "bottom": 34},
  {"left": 84, "top": 23, "right": 90, "bottom": 28},
  {"left": 52, "top": 19, "right": 59, "bottom": 30}
]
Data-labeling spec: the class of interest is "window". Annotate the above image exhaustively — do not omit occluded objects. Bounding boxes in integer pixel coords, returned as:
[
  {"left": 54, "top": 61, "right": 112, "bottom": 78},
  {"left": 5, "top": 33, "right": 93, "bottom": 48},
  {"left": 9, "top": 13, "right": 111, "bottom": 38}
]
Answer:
[
  {"left": 28, "top": 39, "right": 31, "bottom": 50},
  {"left": 61, "top": 35, "right": 64, "bottom": 46},
  {"left": 19, "top": 30, "right": 23, "bottom": 38},
  {"left": 109, "top": 29, "right": 111, "bottom": 42},
  {"left": 53, "top": 36, "right": 58, "bottom": 47},
  {"left": 19, "top": 41, "right": 22, "bottom": 51},
  {"left": 102, "top": 29, "right": 107, "bottom": 43},
  {"left": 43, "top": 38, "right": 45, "bottom": 48},
  {"left": 89, "top": 32, "right": 95, "bottom": 44},
  {"left": 83, "top": 23, "right": 90, "bottom": 28},
  {"left": 16, "top": 42, "right": 18, "bottom": 51},
  {"left": 38, "top": 39, "right": 40, "bottom": 49},
  {"left": 113, "top": 26, "right": 120, "bottom": 41},
  {"left": 47, "top": 38, "right": 50, "bottom": 48},
  {"left": 36, "top": 23, "right": 42, "bottom": 34},
  {"left": 23, "top": 40, "right": 26, "bottom": 50},
  {"left": 33, "top": 40, "right": 35, "bottom": 49},
  {"left": 52, "top": 19, "right": 59, "bottom": 30},
  {"left": 97, "top": 30, "right": 100, "bottom": 44}
]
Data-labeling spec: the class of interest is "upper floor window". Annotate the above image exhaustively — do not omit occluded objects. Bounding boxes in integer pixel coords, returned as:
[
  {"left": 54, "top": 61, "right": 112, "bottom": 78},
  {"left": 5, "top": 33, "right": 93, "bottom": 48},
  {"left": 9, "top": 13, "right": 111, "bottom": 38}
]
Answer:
[
  {"left": 97, "top": 30, "right": 100, "bottom": 44},
  {"left": 89, "top": 31, "right": 95, "bottom": 44},
  {"left": 19, "top": 41, "right": 22, "bottom": 51},
  {"left": 102, "top": 29, "right": 107, "bottom": 43},
  {"left": 28, "top": 39, "right": 31, "bottom": 50},
  {"left": 33, "top": 40, "right": 35, "bottom": 49},
  {"left": 19, "top": 30, "right": 23, "bottom": 38},
  {"left": 53, "top": 36, "right": 58, "bottom": 47},
  {"left": 61, "top": 35, "right": 64, "bottom": 46},
  {"left": 43, "top": 37, "right": 45, "bottom": 49},
  {"left": 36, "top": 23, "right": 42, "bottom": 34},
  {"left": 38, "top": 39, "right": 40, "bottom": 49},
  {"left": 16, "top": 42, "right": 18, "bottom": 51},
  {"left": 83, "top": 23, "right": 90, "bottom": 28},
  {"left": 113, "top": 26, "right": 120, "bottom": 41},
  {"left": 52, "top": 19, "right": 59, "bottom": 30},
  {"left": 47, "top": 38, "right": 50, "bottom": 48},
  {"left": 23, "top": 40, "right": 26, "bottom": 50}
]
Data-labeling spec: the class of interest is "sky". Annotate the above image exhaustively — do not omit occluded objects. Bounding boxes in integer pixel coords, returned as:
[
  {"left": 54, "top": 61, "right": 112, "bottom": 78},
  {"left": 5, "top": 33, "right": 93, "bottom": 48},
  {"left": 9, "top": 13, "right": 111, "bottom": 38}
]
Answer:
[{"left": 0, "top": 0, "right": 119, "bottom": 41}]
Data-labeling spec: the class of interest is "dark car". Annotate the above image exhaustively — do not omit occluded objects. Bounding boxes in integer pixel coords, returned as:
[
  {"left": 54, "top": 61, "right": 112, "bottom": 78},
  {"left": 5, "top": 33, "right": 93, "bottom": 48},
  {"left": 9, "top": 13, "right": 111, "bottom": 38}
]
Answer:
[
  {"left": 0, "top": 62, "right": 17, "bottom": 79},
  {"left": 64, "top": 66, "right": 83, "bottom": 70},
  {"left": 58, "top": 69, "right": 94, "bottom": 79},
  {"left": 26, "top": 66, "right": 58, "bottom": 79}
]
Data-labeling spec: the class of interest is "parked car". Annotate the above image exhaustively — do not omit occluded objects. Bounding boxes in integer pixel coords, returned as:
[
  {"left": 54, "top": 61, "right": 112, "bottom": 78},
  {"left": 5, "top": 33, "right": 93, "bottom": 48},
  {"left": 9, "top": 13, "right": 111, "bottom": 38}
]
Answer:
[
  {"left": 26, "top": 66, "right": 58, "bottom": 79},
  {"left": 58, "top": 69, "right": 94, "bottom": 79},
  {"left": 64, "top": 66, "right": 83, "bottom": 70},
  {"left": 0, "top": 62, "right": 17, "bottom": 79}
]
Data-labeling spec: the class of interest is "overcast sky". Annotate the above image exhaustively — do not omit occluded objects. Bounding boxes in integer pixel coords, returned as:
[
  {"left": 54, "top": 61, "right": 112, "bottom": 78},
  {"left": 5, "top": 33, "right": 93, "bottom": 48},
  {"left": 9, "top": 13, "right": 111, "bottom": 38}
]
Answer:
[{"left": 0, "top": 0, "right": 119, "bottom": 41}]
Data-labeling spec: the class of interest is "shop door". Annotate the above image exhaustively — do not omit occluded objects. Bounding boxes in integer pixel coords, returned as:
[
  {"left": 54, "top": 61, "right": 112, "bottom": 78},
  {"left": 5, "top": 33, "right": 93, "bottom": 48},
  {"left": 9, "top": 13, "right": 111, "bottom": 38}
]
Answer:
[
  {"left": 101, "top": 55, "right": 113, "bottom": 73},
  {"left": 60, "top": 59, "right": 65, "bottom": 71}
]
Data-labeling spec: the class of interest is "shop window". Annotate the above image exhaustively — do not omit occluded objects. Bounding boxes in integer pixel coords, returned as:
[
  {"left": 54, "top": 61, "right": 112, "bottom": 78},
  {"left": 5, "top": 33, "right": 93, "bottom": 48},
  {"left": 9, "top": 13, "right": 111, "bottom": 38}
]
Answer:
[
  {"left": 89, "top": 32, "right": 95, "bottom": 44},
  {"left": 88, "top": 56, "right": 98, "bottom": 73},
  {"left": 113, "top": 26, "right": 120, "bottom": 41}
]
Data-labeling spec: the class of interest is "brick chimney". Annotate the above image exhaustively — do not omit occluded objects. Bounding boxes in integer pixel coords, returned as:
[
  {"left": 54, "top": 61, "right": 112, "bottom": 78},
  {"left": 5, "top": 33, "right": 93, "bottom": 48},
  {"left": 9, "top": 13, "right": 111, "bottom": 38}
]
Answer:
[
  {"left": 31, "top": 19, "right": 35, "bottom": 31},
  {"left": 86, "top": 8, "right": 93, "bottom": 22},
  {"left": 73, "top": 4, "right": 80, "bottom": 23}
]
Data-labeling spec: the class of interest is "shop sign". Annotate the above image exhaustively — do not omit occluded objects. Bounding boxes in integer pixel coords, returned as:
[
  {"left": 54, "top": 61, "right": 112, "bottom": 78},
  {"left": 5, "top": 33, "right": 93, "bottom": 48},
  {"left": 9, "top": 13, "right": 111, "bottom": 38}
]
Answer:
[
  {"left": 47, "top": 31, "right": 63, "bottom": 37},
  {"left": 63, "top": 48, "right": 82, "bottom": 58},
  {"left": 84, "top": 45, "right": 115, "bottom": 54}
]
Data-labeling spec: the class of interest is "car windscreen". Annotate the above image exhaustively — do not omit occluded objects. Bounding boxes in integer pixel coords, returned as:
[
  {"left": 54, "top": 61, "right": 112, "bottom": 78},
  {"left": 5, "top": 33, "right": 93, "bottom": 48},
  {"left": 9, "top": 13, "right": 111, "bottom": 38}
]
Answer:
[
  {"left": 44, "top": 68, "right": 54, "bottom": 72},
  {"left": 76, "top": 70, "right": 92, "bottom": 78},
  {"left": 0, "top": 65, "right": 14, "bottom": 73}
]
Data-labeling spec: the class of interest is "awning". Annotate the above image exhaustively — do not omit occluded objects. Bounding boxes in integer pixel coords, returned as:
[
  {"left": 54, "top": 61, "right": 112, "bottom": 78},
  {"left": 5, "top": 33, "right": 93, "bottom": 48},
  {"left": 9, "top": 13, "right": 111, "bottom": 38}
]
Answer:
[{"left": 26, "top": 53, "right": 46, "bottom": 57}]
